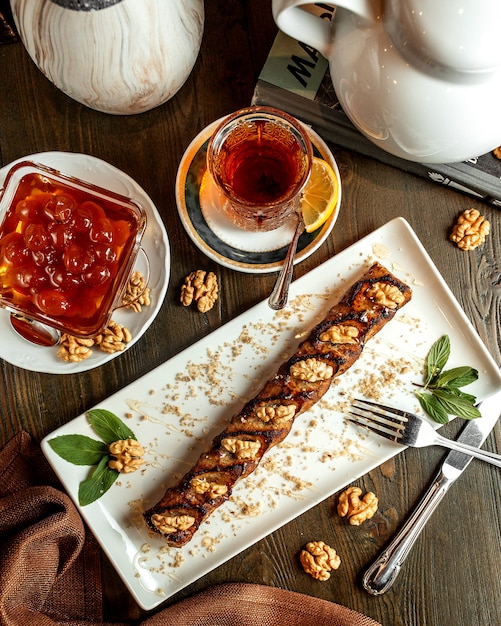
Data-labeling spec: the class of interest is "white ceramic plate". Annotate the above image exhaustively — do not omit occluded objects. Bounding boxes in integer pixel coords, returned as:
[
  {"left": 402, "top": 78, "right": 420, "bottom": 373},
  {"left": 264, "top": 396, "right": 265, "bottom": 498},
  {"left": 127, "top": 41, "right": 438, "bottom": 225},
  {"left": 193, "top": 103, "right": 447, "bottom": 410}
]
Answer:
[
  {"left": 0, "top": 152, "right": 170, "bottom": 373},
  {"left": 175, "top": 119, "right": 341, "bottom": 273},
  {"left": 41, "top": 218, "right": 501, "bottom": 610}
]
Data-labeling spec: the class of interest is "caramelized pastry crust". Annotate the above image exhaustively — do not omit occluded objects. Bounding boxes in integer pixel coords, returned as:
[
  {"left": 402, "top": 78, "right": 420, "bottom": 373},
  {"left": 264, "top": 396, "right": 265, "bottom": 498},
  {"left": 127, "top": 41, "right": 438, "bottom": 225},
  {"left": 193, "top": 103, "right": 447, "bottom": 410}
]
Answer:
[{"left": 143, "top": 262, "right": 412, "bottom": 545}]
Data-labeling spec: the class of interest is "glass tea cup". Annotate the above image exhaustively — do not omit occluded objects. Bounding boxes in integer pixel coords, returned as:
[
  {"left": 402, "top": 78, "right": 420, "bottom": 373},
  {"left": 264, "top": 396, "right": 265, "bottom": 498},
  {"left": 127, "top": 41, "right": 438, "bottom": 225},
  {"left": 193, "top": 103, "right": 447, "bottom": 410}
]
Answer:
[{"left": 206, "top": 106, "right": 313, "bottom": 232}]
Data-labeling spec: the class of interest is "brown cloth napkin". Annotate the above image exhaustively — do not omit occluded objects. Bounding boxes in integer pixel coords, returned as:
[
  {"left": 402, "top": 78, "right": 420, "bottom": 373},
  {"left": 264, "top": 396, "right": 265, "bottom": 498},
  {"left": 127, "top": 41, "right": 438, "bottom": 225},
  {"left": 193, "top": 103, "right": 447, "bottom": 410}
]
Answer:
[
  {"left": 141, "top": 584, "right": 383, "bottom": 626},
  {"left": 0, "top": 432, "right": 382, "bottom": 626}
]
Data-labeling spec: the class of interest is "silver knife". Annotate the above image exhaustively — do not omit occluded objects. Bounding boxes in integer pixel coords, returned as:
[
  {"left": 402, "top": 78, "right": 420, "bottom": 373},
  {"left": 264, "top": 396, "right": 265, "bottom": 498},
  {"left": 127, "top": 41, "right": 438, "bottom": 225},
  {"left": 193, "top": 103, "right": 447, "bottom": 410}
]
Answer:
[{"left": 362, "top": 389, "right": 501, "bottom": 595}]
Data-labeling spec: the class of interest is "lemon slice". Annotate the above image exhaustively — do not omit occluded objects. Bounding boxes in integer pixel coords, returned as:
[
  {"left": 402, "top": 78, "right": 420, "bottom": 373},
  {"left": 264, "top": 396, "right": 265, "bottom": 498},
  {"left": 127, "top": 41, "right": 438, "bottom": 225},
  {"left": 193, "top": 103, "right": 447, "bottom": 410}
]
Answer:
[{"left": 301, "top": 157, "right": 339, "bottom": 233}]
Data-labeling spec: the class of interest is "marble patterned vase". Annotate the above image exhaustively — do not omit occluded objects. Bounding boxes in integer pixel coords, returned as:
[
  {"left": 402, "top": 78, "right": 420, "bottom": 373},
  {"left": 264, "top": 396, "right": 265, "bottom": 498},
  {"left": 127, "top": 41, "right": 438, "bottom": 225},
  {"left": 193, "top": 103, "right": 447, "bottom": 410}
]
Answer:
[{"left": 10, "top": 0, "right": 204, "bottom": 114}]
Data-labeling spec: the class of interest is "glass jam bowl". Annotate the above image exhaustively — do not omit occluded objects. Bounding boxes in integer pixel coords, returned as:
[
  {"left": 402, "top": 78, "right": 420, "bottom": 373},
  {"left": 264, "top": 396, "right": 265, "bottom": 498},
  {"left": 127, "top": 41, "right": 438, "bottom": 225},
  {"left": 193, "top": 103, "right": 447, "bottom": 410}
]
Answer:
[{"left": 0, "top": 161, "right": 147, "bottom": 344}]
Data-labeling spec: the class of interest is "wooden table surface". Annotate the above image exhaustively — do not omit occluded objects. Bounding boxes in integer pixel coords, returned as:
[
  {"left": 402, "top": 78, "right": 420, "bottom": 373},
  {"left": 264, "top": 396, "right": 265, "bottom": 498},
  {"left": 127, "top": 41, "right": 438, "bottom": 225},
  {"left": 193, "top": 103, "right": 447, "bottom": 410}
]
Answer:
[{"left": 1, "top": 2, "right": 500, "bottom": 625}]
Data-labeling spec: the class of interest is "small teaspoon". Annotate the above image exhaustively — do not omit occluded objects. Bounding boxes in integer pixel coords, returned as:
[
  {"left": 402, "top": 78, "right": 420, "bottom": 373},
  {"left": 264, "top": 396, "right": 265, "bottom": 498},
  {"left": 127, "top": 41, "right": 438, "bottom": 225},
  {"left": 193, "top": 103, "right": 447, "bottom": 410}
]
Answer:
[
  {"left": 268, "top": 212, "right": 305, "bottom": 310},
  {"left": 10, "top": 314, "right": 61, "bottom": 347}
]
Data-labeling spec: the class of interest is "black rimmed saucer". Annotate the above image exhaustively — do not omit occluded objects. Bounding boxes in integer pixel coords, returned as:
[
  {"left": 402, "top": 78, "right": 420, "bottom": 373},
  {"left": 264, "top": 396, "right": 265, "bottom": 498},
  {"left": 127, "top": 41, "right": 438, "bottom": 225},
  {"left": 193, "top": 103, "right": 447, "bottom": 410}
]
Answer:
[{"left": 175, "top": 118, "right": 341, "bottom": 273}]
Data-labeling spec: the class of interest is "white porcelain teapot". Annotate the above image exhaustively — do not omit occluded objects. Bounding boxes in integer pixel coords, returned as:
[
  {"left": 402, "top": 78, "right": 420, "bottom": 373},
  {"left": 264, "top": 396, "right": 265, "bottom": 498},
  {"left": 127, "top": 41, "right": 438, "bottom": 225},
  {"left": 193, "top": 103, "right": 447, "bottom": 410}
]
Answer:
[
  {"left": 10, "top": 0, "right": 204, "bottom": 115},
  {"left": 273, "top": 0, "right": 501, "bottom": 163}
]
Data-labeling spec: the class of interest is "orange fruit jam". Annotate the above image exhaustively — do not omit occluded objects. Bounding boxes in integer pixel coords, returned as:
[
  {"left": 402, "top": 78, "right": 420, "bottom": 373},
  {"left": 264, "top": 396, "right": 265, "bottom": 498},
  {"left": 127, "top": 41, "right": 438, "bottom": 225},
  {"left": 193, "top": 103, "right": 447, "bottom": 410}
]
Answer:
[{"left": 0, "top": 165, "right": 146, "bottom": 337}]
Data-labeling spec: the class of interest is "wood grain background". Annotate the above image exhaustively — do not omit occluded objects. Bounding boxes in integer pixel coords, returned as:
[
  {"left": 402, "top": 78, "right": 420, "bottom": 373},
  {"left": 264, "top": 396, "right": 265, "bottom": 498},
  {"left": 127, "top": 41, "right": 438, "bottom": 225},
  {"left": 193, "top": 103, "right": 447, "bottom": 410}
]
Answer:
[{"left": 1, "top": 1, "right": 500, "bottom": 624}]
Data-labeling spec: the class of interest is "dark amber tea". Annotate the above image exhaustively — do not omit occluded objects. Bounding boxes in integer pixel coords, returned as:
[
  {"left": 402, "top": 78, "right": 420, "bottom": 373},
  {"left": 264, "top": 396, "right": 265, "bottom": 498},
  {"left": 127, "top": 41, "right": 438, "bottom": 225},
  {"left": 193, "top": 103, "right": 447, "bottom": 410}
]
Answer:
[
  {"left": 207, "top": 106, "right": 312, "bottom": 231},
  {"left": 220, "top": 129, "right": 304, "bottom": 204}
]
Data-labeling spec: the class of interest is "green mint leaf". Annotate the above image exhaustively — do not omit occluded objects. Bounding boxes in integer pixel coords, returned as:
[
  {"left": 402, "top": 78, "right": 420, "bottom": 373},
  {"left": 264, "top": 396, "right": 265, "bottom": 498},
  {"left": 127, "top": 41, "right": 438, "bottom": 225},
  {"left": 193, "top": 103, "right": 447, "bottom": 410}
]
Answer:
[
  {"left": 48, "top": 434, "right": 108, "bottom": 465},
  {"left": 434, "top": 366, "right": 478, "bottom": 389},
  {"left": 87, "top": 409, "right": 136, "bottom": 444},
  {"left": 454, "top": 403, "right": 482, "bottom": 420},
  {"left": 78, "top": 456, "right": 119, "bottom": 506},
  {"left": 424, "top": 335, "right": 450, "bottom": 387},
  {"left": 416, "top": 391, "right": 449, "bottom": 424},
  {"left": 443, "top": 387, "right": 478, "bottom": 405},
  {"left": 432, "top": 388, "right": 481, "bottom": 420},
  {"left": 416, "top": 335, "right": 482, "bottom": 423}
]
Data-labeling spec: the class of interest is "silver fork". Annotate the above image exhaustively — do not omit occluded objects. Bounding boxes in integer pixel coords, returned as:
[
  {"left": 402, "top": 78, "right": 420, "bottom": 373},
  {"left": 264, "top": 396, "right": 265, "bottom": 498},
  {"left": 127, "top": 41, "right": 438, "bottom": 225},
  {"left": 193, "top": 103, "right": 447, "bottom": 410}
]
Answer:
[{"left": 349, "top": 398, "right": 501, "bottom": 468}]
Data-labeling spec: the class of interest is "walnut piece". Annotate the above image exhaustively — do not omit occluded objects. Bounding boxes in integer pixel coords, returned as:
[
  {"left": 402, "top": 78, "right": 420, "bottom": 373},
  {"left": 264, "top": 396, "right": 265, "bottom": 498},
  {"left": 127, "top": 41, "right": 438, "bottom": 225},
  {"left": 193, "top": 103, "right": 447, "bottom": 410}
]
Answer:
[
  {"left": 221, "top": 437, "right": 261, "bottom": 459},
  {"left": 366, "top": 282, "right": 405, "bottom": 309},
  {"left": 150, "top": 513, "right": 195, "bottom": 534},
  {"left": 122, "top": 271, "right": 151, "bottom": 312},
  {"left": 450, "top": 208, "right": 490, "bottom": 251},
  {"left": 181, "top": 270, "right": 218, "bottom": 312},
  {"left": 493, "top": 146, "right": 501, "bottom": 159},
  {"left": 337, "top": 486, "right": 378, "bottom": 526},
  {"left": 255, "top": 403, "right": 296, "bottom": 423},
  {"left": 319, "top": 324, "right": 359, "bottom": 344},
  {"left": 94, "top": 320, "right": 132, "bottom": 353},
  {"left": 290, "top": 358, "right": 333, "bottom": 382},
  {"left": 300, "top": 541, "right": 341, "bottom": 581},
  {"left": 56, "top": 320, "right": 134, "bottom": 361},
  {"left": 108, "top": 438, "right": 145, "bottom": 473},
  {"left": 57, "top": 334, "right": 94, "bottom": 362},
  {"left": 191, "top": 476, "right": 228, "bottom": 498}
]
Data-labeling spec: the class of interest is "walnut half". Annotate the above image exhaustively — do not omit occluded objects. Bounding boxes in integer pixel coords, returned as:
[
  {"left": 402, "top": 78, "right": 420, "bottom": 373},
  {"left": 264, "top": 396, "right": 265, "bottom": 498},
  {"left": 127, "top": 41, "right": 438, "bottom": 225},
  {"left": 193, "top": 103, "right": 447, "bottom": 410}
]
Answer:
[
  {"left": 290, "top": 358, "right": 333, "bottom": 383},
  {"left": 181, "top": 270, "right": 218, "bottom": 312},
  {"left": 56, "top": 320, "right": 134, "bottom": 362},
  {"left": 300, "top": 541, "right": 341, "bottom": 581},
  {"left": 122, "top": 270, "right": 151, "bottom": 312},
  {"left": 57, "top": 334, "right": 94, "bottom": 362},
  {"left": 337, "top": 486, "right": 378, "bottom": 525},
  {"left": 221, "top": 437, "right": 261, "bottom": 460},
  {"left": 191, "top": 476, "right": 228, "bottom": 498},
  {"left": 319, "top": 324, "right": 359, "bottom": 344},
  {"left": 150, "top": 513, "right": 195, "bottom": 534},
  {"left": 255, "top": 403, "right": 296, "bottom": 424},
  {"left": 366, "top": 282, "right": 405, "bottom": 309},
  {"left": 108, "top": 438, "right": 145, "bottom": 473},
  {"left": 450, "top": 208, "right": 490, "bottom": 251},
  {"left": 94, "top": 320, "right": 132, "bottom": 354}
]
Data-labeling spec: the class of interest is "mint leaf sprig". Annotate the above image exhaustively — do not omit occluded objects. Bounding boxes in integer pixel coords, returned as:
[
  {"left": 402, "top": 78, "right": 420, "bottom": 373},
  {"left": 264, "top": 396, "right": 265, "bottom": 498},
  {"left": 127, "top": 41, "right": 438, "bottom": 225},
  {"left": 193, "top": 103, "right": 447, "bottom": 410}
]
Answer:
[
  {"left": 415, "top": 335, "right": 481, "bottom": 424},
  {"left": 48, "top": 409, "right": 139, "bottom": 506}
]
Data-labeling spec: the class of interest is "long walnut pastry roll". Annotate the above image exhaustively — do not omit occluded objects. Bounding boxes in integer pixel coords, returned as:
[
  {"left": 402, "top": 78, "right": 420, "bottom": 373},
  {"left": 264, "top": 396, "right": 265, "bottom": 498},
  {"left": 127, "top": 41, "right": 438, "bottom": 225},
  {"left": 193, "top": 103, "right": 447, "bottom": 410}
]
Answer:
[{"left": 144, "top": 262, "right": 412, "bottom": 546}]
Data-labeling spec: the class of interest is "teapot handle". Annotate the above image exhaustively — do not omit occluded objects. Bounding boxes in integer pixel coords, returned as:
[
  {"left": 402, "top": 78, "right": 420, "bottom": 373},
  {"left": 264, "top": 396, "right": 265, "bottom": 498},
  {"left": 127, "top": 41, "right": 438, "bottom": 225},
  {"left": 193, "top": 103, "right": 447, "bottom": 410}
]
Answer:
[{"left": 272, "top": 0, "right": 376, "bottom": 57}]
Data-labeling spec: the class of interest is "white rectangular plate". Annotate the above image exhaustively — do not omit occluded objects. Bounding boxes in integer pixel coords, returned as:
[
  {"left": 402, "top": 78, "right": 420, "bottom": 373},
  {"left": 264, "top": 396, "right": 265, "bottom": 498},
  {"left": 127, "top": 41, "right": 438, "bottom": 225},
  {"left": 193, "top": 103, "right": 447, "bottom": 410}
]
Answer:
[{"left": 41, "top": 217, "right": 501, "bottom": 610}]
